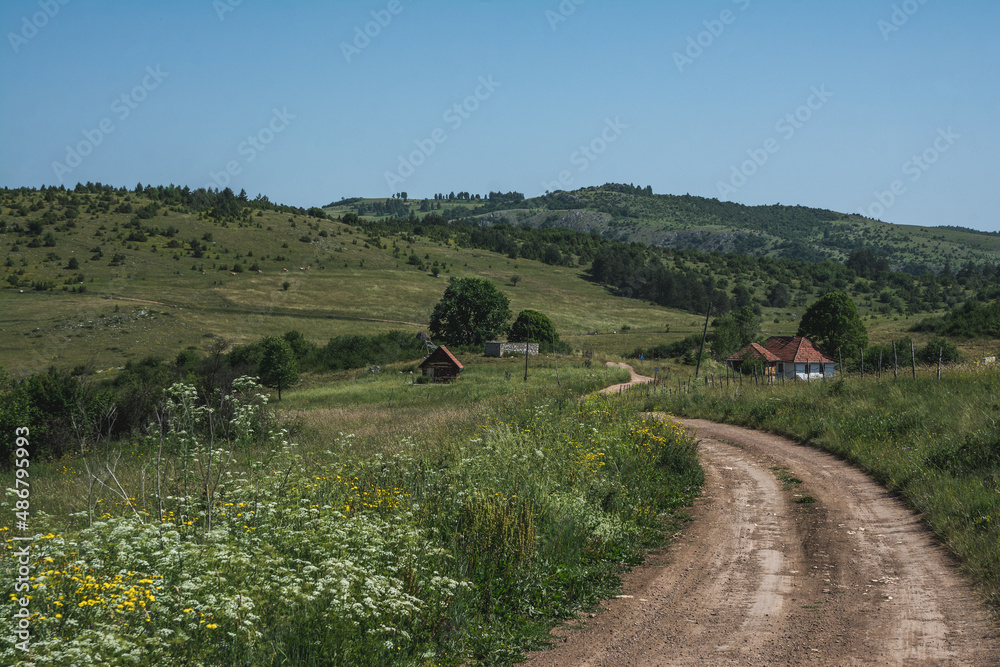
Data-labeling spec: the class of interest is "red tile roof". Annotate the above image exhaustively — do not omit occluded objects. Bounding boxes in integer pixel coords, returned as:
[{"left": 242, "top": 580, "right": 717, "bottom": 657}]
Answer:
[
  {"left": 763, "top": 336, "right": 835, "bottom": 364},
  {"left": 727, "top": 336, "right": 835, "bottom": 365},
  {"left": 727, "top": 342, "right": 781, "bottom": 363}
]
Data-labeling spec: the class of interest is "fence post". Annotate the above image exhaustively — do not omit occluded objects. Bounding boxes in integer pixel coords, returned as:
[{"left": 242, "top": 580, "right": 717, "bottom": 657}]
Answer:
[
  {"left": 860, "top": 348, "right": 864, "bottom": 379},
  {"left": 910, "top": 339, "right": 917, "bottom": 380},
  {"left": 937, "top": 348, "right": 942, "bottom": 380},
  {"left": 893, "top": 341, "right": 898, "bottom": 380}
]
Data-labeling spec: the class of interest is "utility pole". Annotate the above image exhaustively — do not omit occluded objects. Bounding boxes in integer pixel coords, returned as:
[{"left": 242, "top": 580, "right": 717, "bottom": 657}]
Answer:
[
  {"left": 523, "top": 319, "right": 531, "bottom": 382},
  {"left": 695, "top": 301, "right": 712, "bottom": 379},
  {"left": 552, "top": 331, "right": 559, "bottom": 386}
]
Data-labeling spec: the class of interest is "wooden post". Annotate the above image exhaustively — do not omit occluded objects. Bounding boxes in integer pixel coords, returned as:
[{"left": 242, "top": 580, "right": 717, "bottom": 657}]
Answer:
[
  {"left": 838, "top": 347, "right": 843, "bottom": 378},
  {"left": 552, "top": 330, "right": 559, "bottom": 386},
  {"left": 910, "top": 339, "right": 917, "bottom": 380},
  {"left": 523, "top": 320, "right": 531, "bottom": 382},
  {"left": 893, "top": 341, "right": 898, "bottom": 380},
  {"left": 937, "top": 348, "right": 942, "bottom": 380},
  {"left": 878, "top": 351, "right": 883, "bottom": 379},
  {"left": 860, "top": 348, "right": 864, "bottom": 379},
  {"left": 695, "top": 302, "right": 712, "bottom": 379}
]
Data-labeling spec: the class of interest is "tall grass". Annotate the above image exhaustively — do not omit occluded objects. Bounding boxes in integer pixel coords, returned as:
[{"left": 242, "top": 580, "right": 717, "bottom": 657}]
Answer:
[
  {"left": 0, "top": 362, "right": 700, "bottom": 665},
  {"left": 648, "top": 363, "right": 1000, "bottom": 612}
]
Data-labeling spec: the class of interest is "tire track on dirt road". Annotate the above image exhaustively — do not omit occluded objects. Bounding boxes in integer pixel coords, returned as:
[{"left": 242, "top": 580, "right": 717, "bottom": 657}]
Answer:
[{"left": 524, "top": 417, "right": 1000, "bottom": 666}]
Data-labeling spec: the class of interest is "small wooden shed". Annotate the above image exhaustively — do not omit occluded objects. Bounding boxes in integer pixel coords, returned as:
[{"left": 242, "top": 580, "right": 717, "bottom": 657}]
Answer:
[{"left": 418, "top": 345, "right": 464, "bottom": 382}]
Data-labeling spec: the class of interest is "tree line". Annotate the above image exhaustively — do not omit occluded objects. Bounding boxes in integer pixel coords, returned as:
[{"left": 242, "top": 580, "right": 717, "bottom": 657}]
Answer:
[{"left": 0, "top": 329, "right": 433, "bottom": 466}]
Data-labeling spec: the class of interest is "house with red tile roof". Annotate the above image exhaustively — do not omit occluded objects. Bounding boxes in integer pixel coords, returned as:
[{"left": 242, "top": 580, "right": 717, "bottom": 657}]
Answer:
[{"left": 727, "top": 336, "right": 837, "bottom": 380}]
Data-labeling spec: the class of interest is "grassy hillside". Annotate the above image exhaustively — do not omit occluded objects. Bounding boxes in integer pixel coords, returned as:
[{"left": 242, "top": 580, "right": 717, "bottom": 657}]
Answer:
[
  {"left": 0, "top": 187, "right": 700, "bottom": 376},
  {"left": 3, "top": 185, "right": 998, "bottom": 378},
  {"left": 327, "top": 185, "right": 1000, "bottom": 273}
]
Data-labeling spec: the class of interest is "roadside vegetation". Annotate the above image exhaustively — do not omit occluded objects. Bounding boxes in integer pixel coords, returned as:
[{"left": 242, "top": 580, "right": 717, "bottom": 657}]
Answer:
[
  {"left": 0, "top": 358, "right": 702, "bottom": 665},
  {"left": 647, "top": 364, "right": 1000, "bottom": 614}
]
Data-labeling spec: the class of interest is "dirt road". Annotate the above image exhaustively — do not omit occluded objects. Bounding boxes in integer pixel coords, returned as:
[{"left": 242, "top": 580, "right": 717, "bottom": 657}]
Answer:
[
  {"left": 524, "top": 418, "right": 1000, "bottom": 665},
  {"left": 598, "top": 362, "right": 654, "bottom": 395}
]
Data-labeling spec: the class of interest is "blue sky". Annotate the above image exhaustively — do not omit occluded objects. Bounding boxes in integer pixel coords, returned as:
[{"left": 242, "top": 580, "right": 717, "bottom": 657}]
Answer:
[{"left": 2, "top": 0, "right": 998, "bottom": 231}]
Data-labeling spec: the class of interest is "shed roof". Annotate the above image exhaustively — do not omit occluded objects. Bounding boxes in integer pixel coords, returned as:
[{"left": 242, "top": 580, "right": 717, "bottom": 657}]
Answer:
[{"left": 418, "top": 345, "right": 464, "bottom": 370}]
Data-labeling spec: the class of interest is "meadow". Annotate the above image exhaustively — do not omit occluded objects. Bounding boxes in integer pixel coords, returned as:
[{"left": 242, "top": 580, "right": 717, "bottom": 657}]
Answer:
[
  {"left": 4, "top": 185, "right": 1000, "bottom": 663},
  {"left": 646, "top": 363, "right": 1000, "bottom": 614},
  {"left": 0, "top": 357, "right": 704, "bottom": 665}
]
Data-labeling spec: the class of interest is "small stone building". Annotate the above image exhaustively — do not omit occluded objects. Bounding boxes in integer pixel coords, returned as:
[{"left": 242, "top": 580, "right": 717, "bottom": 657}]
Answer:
[
  {"left": 484, "top": 342, "right": 539, "bottom": 357},
  {"left": 418, "top": 345, "right": 464, "bottom": 382}
]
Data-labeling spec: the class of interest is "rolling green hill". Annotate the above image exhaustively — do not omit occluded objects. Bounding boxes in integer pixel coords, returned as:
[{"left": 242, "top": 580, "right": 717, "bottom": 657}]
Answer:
[
  {"left": 2, "top": 183, "right": 997, "bottom": 378},
  {"left": 327, "top": 184, "right": 1000, "bottom": 273},
  {"left": 0, "top": 185, "right": 702, "bottom": 376}
]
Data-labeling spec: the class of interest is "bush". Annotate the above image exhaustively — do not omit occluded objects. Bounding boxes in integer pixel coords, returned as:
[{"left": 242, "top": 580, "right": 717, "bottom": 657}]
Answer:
[
  {"left": 310, "top": 331, "right": 426, "bottom": 372},
  {"left": 918, "top": 337, "right": 961, "bottom": 365},
  {"left": 630, "top": 334, "right": 703, "bottom": 360}
]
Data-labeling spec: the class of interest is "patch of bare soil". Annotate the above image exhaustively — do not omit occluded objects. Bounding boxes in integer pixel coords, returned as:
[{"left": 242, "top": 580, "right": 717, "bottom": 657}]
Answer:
[{"left": 523, "top": 418, "right": 1000, "bottom": 666}]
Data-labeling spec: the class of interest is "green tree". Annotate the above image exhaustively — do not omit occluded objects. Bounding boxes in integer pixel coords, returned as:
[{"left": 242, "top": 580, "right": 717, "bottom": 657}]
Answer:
[
  {"left": 917, "top": 336, "right": 961, "bottom": 365},
  {"left": 711, "top": 306, "right": 760, "bottom": 360},
  {"left": 766, "top": 283, "right": 791, "bottom": 308},
  {"left": 508, "top": 309, "right": 560, "bottom": 349},
  {"left": 257, "top": 336, "right": 298, "bottom": 400},
  {"left": 797, "top": 291, "right": 868, "bottom": 356},
  {"left": 429, "top": 277, "right": 511, "bottom": 347},
  {"left": 282, "top": 330, "right": 315, "bottom": 363}
]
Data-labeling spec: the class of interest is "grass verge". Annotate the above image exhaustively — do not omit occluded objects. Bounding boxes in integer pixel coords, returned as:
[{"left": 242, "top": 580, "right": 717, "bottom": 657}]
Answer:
[
  {"left": 646, "top": 364, "right": 1000, "bottom": 614},
  {"left": 0, "top": 362, "right": 701, "bottom": 665}
]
